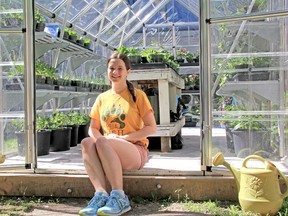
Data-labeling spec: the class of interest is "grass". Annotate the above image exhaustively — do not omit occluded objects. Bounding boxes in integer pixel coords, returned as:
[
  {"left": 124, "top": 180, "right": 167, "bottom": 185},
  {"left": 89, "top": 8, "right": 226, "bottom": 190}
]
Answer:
[
  {"left": 0, "top": 196, "right": 287, "bottom": 216},
  {"left": 3, "top": 138, "right": 17, "bottom": 154}
]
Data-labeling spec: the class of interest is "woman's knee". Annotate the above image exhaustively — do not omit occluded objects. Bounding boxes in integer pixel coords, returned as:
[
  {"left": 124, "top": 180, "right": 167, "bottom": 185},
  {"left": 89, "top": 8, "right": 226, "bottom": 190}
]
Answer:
[
  {"left": 95, "top": 136, "right": 109, "bottom": 151},
  {"left": 81, "top": 137, "right": 95, "bottom": 149}
]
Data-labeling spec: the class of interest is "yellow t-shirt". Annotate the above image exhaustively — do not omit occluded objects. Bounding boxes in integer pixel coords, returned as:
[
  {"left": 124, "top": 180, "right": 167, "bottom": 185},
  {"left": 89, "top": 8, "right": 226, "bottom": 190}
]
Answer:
[{"left": 90, "top": 87, "right": 153, "bottom": 147}]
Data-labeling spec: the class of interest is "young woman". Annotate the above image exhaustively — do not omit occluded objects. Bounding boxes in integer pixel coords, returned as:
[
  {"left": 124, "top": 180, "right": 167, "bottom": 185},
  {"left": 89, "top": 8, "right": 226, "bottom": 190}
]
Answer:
[{"left": 79, "top": 52, "right": 157, "bottom": 216}]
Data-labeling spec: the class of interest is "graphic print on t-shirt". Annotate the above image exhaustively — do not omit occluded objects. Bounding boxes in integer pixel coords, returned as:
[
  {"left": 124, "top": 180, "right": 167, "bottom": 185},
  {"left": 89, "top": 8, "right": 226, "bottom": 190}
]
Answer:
[{"left": 101, "top": 103, "right": 126, "bottom": 134}]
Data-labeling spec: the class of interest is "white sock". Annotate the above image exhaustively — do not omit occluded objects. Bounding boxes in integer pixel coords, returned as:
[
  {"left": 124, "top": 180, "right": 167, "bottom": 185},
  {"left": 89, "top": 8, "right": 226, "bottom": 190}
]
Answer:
[
  {"left": 112, "top": 189, "right": 125, "bottom": 198},
  {"left": 96, "top": 190, "right": 109, "bottom": 197}
]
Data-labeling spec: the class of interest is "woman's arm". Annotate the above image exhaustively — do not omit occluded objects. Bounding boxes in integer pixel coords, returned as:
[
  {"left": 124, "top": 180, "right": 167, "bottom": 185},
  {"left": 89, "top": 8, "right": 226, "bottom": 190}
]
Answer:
[
  {"left": 120, "top": 110, "right": 157, "bottom": 142},
  {"left": 88, "top": 118, "right": 103, "bottom": 142}
]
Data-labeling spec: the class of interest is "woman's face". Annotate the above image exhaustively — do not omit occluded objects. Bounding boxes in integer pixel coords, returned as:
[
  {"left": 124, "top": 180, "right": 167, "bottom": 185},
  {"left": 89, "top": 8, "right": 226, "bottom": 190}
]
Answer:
[{"left": 107, "top": 58, "right": 130, "bottom": 84}]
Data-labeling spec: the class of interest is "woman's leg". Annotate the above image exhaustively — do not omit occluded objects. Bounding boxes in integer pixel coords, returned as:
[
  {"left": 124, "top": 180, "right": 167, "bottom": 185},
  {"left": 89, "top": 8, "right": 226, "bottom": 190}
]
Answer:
[
  {"left": 81, "top": 137, "right": 107, "bottom": 192},
  {"left": 95, "top": 136, "right": 142, "bottom": 190}
]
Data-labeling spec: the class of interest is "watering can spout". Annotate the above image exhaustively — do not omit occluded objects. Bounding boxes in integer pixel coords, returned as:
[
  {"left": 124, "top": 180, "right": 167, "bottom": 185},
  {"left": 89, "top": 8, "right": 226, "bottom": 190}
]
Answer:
[{"left": 213, "top": 152, "right": 241, "bottom": 192}]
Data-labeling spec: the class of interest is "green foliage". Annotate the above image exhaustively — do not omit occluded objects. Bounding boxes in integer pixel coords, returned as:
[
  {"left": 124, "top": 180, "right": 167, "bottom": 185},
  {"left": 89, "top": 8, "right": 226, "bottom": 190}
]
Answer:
[
  {"left": 68, "top": 30, "right": 77, "bottom": 35},
  {"left": 117, "top": 45, "right": 141, "bottom": 56},
  {"left": 117, "top": 45, "right": 129, "bottom": 55},
  {"left": 48, "top": 112, "right": 70, "bottom": 129},
  {"left": 47, "top": 112, "right": 90, "bottom": 129},
  {"left": 35, "top": 10, "right": 45, "bottom": 23},
  {"left": 35, "top": 61, "right": 58, "bottom": 79},
  {"left": 8, "top": 65, "right": 24, "bottom": 76},
  {"left": 222, "top": 106, "right": 267, "bottom": 131},
  {"left": 84, "top": 38, "right": 91, "bottom": 44},
  {"left": 11, "top": 115, "right": 50, "bottom": 132},
  {"left": 74, "top": 112, "right": 90, "bottom": 125},
  {"left": 65, "top": 112, "right": 90, "bottom": 126},
  {"left": 36, "top": 115, "right": 50, "bottom": 131}
]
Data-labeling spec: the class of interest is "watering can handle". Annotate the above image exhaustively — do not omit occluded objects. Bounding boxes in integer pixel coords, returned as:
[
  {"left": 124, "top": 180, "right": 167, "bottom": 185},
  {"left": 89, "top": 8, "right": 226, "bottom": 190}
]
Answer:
[
  {"left": 242, "top": 155, "right": 269, "bottom": 169},
  {"left": 243, "top": 155, "right": 288, "bottom": 199},
  {"left": 277, "top": 168, "right": 288, "bottom": 199}
]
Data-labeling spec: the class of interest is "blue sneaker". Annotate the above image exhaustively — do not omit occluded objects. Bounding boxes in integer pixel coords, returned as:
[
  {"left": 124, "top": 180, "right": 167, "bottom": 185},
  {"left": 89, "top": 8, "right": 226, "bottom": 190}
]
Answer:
[
  {"left": 97, "top": 191, "right": 131, "bottom": 215},
  {"left": 79, "top": 192, "right": 109, "bottom": 216}
]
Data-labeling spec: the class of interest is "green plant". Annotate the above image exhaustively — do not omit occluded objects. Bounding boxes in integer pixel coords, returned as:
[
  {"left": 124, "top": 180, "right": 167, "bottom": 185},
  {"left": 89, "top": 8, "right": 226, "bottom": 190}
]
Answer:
[
  {"left": 35, "top": 61, "right": 58, "bottom": 79},
  {"left": 222, "top": 105, "right": 268, "bottom": 131},
  {"left": 48, "top": 112, "right": 70, "bottom": 129},
  {"left": 127, "top": 47, "right": 141, "bottom": 56},
  {"left": 84, "top": 38, "right": 91, "bottom": 44},
  {"left": 117, "top": 45, "right": 129, "bottom": 55},
  {"left": 74, "top": 112, "right": 90, "bottom": 125},
  {"left": 36, "top": 115, "right": 50, "bottom": 131},
  {"left": 35, "top": 10, "right": 45, "bottom": 24},
  {"left": 68, "top": 30, "right": 77, "bottom": 36},
  {"left": 8, "top": 65, "right": 24, "bottom": 76},
  {"left": 176, "top": 48, "right": 187, "bottom": 60},
  {"left": 117, "top": 45, "right": 141, "bottom": 56},
  {"left": 1, "top": 6, "right": 23, "bottom": 27}
]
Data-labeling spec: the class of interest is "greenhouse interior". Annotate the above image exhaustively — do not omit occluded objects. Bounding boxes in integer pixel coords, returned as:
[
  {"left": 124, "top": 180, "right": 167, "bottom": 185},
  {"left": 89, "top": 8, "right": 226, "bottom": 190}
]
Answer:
[{"left": 0, "top": 0, "right": 288, "bottom": 198}]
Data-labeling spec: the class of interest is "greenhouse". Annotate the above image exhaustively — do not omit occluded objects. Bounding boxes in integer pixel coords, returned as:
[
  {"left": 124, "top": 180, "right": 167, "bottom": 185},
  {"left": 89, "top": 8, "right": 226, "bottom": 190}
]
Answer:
[{"left": 0, "top": 0, "right": 288, "bottom": 200}]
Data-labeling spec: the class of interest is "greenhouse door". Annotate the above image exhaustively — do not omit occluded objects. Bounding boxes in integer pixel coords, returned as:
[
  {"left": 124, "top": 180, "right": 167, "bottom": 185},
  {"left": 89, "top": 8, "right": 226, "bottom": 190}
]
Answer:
[
  {"left": 204, "top": 0, "right": 288, "bottom": 174},
  {"left": 0, "top": 1, "right": 36, "bottom": 171}
]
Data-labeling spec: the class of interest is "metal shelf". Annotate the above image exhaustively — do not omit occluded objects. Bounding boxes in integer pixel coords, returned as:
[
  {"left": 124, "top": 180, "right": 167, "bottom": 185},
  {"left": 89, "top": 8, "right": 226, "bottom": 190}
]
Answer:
[{"left": 35, "top": 32, "right": 99, "bottom": 70}]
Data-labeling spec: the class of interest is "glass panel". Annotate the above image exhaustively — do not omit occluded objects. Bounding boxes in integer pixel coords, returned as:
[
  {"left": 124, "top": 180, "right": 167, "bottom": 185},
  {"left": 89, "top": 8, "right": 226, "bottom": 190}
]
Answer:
[
  {"left": 106, "top": 2, "right": 126, "bottom": 21},
  {"left": 35, "top": 0, "right": 64, "bottom": 12},
  {"left": 210, "top": 0, "right": 284, "bottom": 18},
  {"left": 124, "top": 33, "right": 143, "bottom": 48},
  {"left": 0, "top": 1, "right": 23, "bottom": 29},
  {"left": 0, "top": 33, "right": 25, "bottom": 166},
  {"left": 175, "top": 25, "right": 199, "bottom": 52},
  {"left": 126, "top": 19, "right": 140, "bottom": 35},
  {"left": 101, "top": 25, "right": 119, "bottom": 41},
  {"left": 57, "top": 0, "right": 89, "bottom": 21},
  {"left": 110, "top": 32, "right": 126, "bottom": 48},
  {"left": 89, "top": 21, "right": 101, "bottom": 36},
  {"left": 70, "top": 7, "right": 100, "bottom": 29},
  {"left": 146, "top": 26, "right": 173, "bottom": 47},
  {"left": 211, "top": 15, "right": 287, "bottom": 173}
]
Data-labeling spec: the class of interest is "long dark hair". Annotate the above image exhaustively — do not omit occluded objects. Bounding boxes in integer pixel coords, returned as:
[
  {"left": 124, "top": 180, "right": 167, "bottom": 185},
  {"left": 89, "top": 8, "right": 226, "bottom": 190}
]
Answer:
[{"left": 107, "top": 52, "right": 136, "bottom": 102}]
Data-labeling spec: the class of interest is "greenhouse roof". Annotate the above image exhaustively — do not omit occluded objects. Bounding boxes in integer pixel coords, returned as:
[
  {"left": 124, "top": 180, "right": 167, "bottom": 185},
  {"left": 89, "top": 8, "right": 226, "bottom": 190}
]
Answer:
[{"left": 35, "top": 0, "right": 199, "bottom": 49}]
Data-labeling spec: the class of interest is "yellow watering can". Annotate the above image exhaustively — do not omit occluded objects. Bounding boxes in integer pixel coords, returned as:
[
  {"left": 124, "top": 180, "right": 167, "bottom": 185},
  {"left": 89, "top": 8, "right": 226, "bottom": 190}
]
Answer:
[{"left": 213, "top": 152, "right": 288, "bottom": 215}]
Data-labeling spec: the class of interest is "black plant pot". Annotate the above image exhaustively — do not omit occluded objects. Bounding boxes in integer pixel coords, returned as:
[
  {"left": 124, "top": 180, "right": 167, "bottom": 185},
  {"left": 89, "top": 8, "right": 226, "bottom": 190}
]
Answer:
[
  {"left": 35, "top": 22, "right": 46, "bottom": 32},
  {"left": 16, "top": 130, "right": 51, "bottom": 156},
  {"left": 232, "top": 129, "right": 271, "bottom": 158},
  {"left": 69, "top": 124, "right": 79, "bottom": 147},
  {"left": 78, "top": 124, "right": 89, "bottom": 144},
  {"left": 37, "top": 130, "right": 51, "bottom": 156},
  {"left": 50, "top": 127, "right": 72, "bottom": 152}
]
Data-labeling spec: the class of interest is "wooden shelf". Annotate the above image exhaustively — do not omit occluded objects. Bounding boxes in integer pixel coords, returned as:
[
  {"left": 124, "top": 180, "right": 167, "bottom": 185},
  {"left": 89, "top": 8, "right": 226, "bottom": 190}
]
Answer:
[{"left": 129, "top": 68, "right": 185, "bottom": 152}]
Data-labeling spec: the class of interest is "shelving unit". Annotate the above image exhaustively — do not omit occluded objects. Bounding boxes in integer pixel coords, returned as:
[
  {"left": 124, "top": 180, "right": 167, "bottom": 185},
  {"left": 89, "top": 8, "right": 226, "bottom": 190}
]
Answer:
[
  {"left": 35, "top": 32, "right": 100, "bottom": 70},
  {"left": 129, "top": 67, "right": 185, "bottom": 152},
  {"left": 216, "top": 80, "right": 280, "bottom": 106}
]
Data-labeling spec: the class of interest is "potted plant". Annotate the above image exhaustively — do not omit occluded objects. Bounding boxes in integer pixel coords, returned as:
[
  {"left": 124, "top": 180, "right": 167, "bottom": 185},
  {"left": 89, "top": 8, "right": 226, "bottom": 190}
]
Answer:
[
  {"left": 83, "top": 38, "right": 91, "bottom": 49},
  {"left": 63, "top": 28, "right": 70, "bottom": 40},
  {"left": 66, "top": 112, "right": 80, "bottom": 147},
  {"left": 35, "top": 10, "right": 45, "bottom": 32},
  {"left": 1, "top": 6, "right": 23, "bottom": 27},
  {"left": 48, "top": 112, "right": 72, "bottom": 152},
  {"left": 223, "top": 107, "right": 272, "bottom": 158},
  {"left": 35, "top": 61, "right": 58, "bottom": 86},
  {"left": 150, "top": 48, "right": 166, "bottom": 63},
  {"left": 68, "top": 30, "right": 78, "bottom": 43},
  {"left": 117, "top": 45, "right": 141, "bottom": 64},
  {"left": 76, "top": 36, "right": 84, "bottom": 46},
  {"left": 127, "top": 47, "right": 141, "bottom": 64},
  {"left": 176, "top": 48, "right": 187, "bottom": 63},
  {"left": 75, "top": 112, "right": 91, "bottom": 143},
  {"left": 14, "top": 115, "right": 51, "bottom": 156}
]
